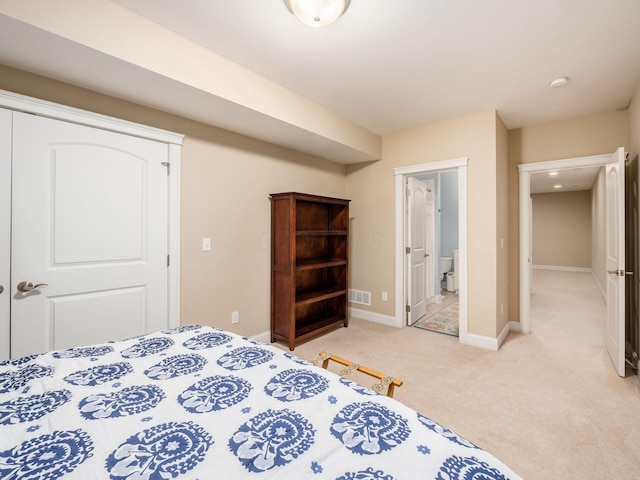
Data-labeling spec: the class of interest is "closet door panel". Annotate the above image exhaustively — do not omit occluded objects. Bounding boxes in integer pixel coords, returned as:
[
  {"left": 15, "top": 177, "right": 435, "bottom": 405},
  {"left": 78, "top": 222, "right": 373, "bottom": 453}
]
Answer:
[
  {"left": 0, "top": 108, "right": 11, "bottom": 360},
  {"left": 10, "top": 112, "right": 169, "bottom": 358}
]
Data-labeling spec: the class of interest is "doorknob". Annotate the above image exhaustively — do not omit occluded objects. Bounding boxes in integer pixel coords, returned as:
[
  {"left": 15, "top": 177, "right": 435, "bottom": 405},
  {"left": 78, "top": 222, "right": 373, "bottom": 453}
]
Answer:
[
  {"left": 16, "top": 281, "right": 48, "bottom": 292},
  {"left": 0, "top": 285, "right": 3, "bottom": 294},
  {"left": 607, "top": 269, "right": 633, "bottom": 277}
]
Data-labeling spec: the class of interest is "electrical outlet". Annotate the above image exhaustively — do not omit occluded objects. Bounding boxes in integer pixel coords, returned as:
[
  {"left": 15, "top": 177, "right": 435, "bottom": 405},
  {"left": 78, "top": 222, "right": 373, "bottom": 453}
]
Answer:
[
  {"left": 382, "top": 291, "right": 388, "bottom": 301},
  {"left": 202, "top": 237, "right": 211, "bottom": 251},
  {"left": 231, "top": 311, "right": 239, "bottom": 324}
]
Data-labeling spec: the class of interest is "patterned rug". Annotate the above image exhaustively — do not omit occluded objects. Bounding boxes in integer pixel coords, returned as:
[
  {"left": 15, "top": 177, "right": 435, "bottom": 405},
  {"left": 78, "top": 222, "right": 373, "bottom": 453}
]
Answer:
[{"left": 414, "top": 301, "right": 459, "bottom": 337}]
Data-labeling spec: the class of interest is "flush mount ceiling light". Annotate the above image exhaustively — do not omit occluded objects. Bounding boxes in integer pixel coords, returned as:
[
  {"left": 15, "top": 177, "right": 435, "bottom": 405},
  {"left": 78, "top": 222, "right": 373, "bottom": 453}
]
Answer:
[
  {"left": 549, "top": 76, "right": 570, "bottom": 88},
  {"left": 284, "top": 0, "right": 350, "bottom": 28},
  {"left": 553, "top": 184, "right": 563, "bottom": 189},
  {"left": 548, "top": 171, "right": 559, "bottom": 176}
]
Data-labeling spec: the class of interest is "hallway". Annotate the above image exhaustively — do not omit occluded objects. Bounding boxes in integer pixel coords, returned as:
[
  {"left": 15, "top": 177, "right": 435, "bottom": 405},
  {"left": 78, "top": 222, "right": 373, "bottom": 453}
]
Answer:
[{"left": 529, "top": 268, "right": 608, "bottom": 363}]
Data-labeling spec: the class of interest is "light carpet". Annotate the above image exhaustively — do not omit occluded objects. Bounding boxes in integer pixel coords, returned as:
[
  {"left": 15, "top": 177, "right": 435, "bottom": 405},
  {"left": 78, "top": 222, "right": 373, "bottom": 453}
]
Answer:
[{"left": 273, "top": 270, "right": 640, "bottom": 479}]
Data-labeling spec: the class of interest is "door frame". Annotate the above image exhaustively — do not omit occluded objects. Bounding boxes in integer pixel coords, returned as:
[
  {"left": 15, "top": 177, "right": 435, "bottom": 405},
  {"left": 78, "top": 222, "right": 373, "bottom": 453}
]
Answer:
[
  {"left": 394, "top": 157, "right": 468, "bottom": 344},
  {"left": 517, "top": 153, "right": 613, "bottom": 334},
  {"left": 0, "top": 89, "right": 183, "bottom": 360}
]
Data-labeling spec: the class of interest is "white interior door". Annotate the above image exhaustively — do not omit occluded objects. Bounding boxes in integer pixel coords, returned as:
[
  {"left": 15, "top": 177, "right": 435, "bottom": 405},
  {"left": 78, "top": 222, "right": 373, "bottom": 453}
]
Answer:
[
  {"left": 605, "top": 147, "right": 626, "bottom": 377},
  {"left": 0, "top": 108, "right": 11, "bottom": 360},
  {"left": 407, "top": 177, "right": 427, "bottom": 324},
  {"left": 425, "top": 179, "right": 435, "bottom": 302},
  {"left": 11, "top": 112, "right": 170, "bottom": 358}
]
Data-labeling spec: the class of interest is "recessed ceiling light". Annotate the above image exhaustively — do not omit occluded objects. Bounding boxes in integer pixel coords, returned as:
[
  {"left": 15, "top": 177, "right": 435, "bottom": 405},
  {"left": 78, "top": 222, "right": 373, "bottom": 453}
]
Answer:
[
  {"left": 553, "top": 184, "right": 562, "bottom": 189},
  {"left": 550, "top": 77, "right": 570, "bottom": 88}
]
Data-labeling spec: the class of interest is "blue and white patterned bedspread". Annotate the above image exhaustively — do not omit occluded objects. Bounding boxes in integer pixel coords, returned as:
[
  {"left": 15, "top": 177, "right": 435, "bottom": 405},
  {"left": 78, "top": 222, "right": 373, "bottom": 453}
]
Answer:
[{"left": 0, "top": 326, "right": 520, "bottom": 479}]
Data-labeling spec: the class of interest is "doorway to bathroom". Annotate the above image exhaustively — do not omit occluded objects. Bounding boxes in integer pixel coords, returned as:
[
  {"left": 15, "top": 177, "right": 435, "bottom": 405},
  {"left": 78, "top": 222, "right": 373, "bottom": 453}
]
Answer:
[{"left": 393, "top": 157, "right": 468, "bottom": 345}]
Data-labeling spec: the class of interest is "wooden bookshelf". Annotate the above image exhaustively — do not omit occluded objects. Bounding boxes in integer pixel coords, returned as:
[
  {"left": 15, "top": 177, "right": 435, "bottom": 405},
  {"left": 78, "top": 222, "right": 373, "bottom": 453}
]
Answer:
[{"left": 270, "top": 192, "right": 350, "bottom": 350}]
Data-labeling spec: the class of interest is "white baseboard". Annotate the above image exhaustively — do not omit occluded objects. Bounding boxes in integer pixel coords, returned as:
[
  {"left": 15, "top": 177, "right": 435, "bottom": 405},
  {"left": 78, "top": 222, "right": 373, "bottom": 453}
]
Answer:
[
  {"left": 532, "top": 264, "right": 591, "bottom": 273},
  {"left": 464, "top": 332, "right": 499, "bottom": 351},
  {"left": 349, "top": 307, "right": 399, "bottom": 328},
  {"left": 252, "top": 330, "right": 272, "bottom": 344},
  {"left": 508, "top": 320, "right": 522, "bottom": 333},
  {"left": 464, "top": 321, "right": 520, "bottom": 351},
  {"left": 591, "top": 270, "right": 606, "bottom": 302}
]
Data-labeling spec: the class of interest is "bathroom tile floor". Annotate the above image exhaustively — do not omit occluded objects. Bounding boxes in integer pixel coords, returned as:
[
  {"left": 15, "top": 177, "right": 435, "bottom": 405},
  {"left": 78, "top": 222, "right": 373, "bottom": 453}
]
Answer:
[{"left": 421, "top": 289, "right": 458, "bottom": 319}]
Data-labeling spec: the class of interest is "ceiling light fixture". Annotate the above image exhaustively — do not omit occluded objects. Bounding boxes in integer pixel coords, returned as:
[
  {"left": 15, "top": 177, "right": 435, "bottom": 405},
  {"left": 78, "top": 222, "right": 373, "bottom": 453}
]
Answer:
[
  {"left": 553, "top": 184, "right": 562, "bottom": 189},
  {"left": 549, "top": 76, "right": 570, "bottom": 88},
  {"left": 284, "top": 0, "right": 350, "bottom": 28},
  {"left": 548, "top": 171, "right": 559, "bottom": 176}
]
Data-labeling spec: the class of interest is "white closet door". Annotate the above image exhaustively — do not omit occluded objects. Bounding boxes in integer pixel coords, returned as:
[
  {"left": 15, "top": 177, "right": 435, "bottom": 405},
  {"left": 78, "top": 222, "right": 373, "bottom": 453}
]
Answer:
[
  {"left": 11, "top": 112, "right": 169, "bottom": 358},
  {"left": 0, "top": 108, "right": 11, "bottom": 360}
]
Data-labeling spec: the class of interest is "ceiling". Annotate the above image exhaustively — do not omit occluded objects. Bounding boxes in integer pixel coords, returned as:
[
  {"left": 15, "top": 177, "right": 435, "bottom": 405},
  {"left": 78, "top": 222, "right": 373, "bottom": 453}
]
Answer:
[
  {"left": 530, "top": 166, "right": 601, "bottom": 194},
  {"left": 0, "top": 0, "right": 638, "bottom": 164},
  {"left": 109, "top": 0, "right": 640, "bottom": 134}
]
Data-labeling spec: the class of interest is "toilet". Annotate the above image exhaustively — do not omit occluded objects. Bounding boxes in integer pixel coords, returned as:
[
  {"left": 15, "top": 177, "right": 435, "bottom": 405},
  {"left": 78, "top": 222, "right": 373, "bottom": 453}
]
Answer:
[{"left": 439, "top": 257, "right": 453, "bottom": 285}]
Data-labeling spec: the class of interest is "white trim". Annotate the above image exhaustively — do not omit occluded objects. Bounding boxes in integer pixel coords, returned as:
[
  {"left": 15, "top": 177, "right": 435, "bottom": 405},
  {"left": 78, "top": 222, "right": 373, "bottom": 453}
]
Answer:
[
  {"left": 592, "top": 270, "right": 606, "bottom": 302},
  {"left": 508, "top": 321, "right": 522, "bottom": 333},
  {"left": 532, "top": 265, "right": 592, "bottom": 273},
  {"left": 465, "top": 332, "right": 499, "bottom": 351},
  {"left": 465, "top": 320, "right": 514, "bottom": 351},
  {"left": 518, "top": 154, "right": 610, "bottom": 173},
  {"left": 349, "top": 308, "right": 397, "bottom": 327},
  {"left": 518, "top": 153, "right": 611, "bottom": 335},
  {"left": 497, "top": 320, "right": 512, "bottom": 348},
  {"left": 0, "top": 89, "right": 184, "bottom": 145},
  {"left": 394, "top": 157, "right": 469, "bottom": 345},
  {"left": 0, "top": 90, "right": 183, "bottom": 354}
]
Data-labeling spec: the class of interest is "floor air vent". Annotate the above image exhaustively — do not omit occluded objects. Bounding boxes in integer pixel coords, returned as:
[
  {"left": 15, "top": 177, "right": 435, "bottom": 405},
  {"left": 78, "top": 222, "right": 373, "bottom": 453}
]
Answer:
[{"left": 349, "top": 289, "right": 371, "bottom": 306}]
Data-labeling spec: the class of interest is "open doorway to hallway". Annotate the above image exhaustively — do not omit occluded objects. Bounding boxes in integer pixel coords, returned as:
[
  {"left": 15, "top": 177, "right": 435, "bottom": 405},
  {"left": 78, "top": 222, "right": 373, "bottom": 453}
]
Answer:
[{"left": 519, "top": 148, "right": 631, "bottom": 377}]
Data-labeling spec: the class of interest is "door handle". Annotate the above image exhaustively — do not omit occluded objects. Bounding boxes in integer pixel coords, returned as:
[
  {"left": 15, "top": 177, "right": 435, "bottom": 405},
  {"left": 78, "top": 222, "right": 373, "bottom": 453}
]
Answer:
[
  {"left": 607, "top": 270, "right": 634, "bottom": 277},
  {"left": 0, "top": 285, "right": 3, "bottom": 294},
  {"left": 16, "top": 281, "right": 48, "bottom": 292}
]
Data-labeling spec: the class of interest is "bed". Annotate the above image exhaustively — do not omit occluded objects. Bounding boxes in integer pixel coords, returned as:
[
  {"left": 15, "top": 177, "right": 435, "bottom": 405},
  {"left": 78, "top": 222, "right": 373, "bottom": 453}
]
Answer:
[{"left": 0, "top": 325, "right": 520, "bottom": 479}]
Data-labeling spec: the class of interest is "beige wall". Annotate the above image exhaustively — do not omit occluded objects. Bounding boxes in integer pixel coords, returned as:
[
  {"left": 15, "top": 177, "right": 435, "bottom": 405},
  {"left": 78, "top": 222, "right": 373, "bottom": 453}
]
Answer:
[
  {"left": 508, "top": 110, "right": 629, "bottom": 321},
  {"left": 531, "top": 191, "right": 592, "bottom": 268},
  {"left": 346, "top": 111, "right": 501, "bottom": 338},
  {"left": 496, "top": 113, "right": 509, "bottom": 335},
  {"left": 0, "top": 64, "right": 347, "bottom": 337},
  {"left": 0, "top": 1, "right": 380, "bottom": 161}
]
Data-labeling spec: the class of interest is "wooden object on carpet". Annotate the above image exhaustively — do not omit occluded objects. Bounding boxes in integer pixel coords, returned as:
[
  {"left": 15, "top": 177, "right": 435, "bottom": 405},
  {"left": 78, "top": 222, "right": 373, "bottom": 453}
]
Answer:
[{"left": 313, "top": 351, "right": 403, "bottom": 397}]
